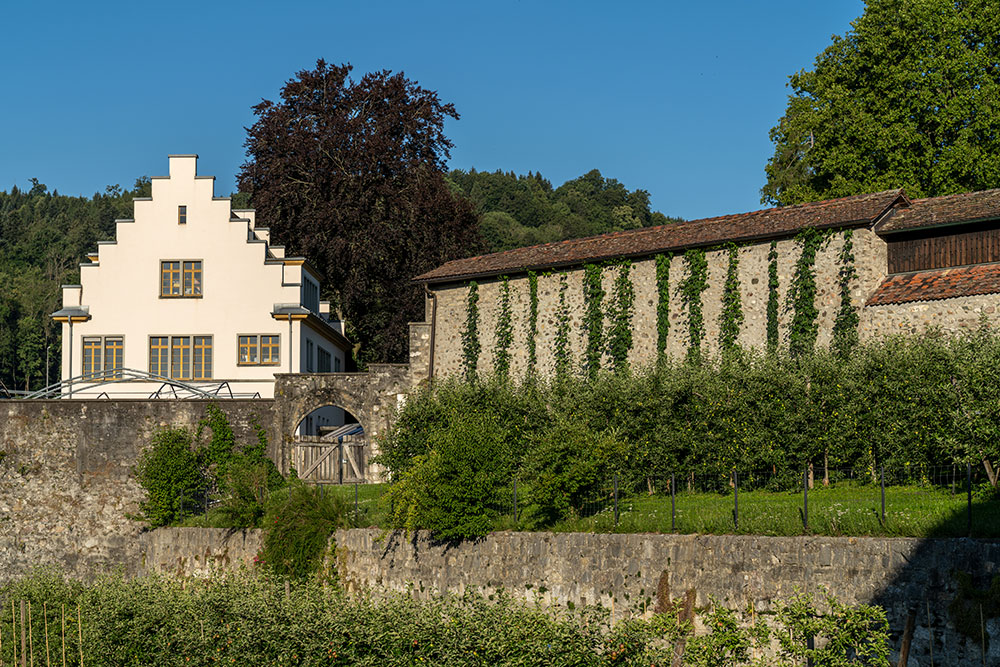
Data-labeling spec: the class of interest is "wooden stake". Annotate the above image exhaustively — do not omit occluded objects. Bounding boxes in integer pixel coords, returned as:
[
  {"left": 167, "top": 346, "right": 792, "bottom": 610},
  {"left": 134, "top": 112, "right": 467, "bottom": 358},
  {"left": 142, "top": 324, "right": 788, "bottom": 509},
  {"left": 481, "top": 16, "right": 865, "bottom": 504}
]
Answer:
[
  {"left": 59, "top": 606, "right": 64, "bottom": 667},
  {"left": 926, "top": 599, "right": 934, "bottom": 667},
  {"left": 897, "top": 611, "right": 914, "bottom": 667},
  {"left": 11, "top": 600, "right": 16, "bottom": 667},
  {"left": 26, "top": 601, "right": 32, "bottom": 667},
  {"left": 19, "top": 601, "right": 25, "bottom": 667},
  {"left": 75, "top": 606, "right": 81, "bottom": 667},
  {"left": 42, "top": 603, "right": 49, "bottom": 667}
]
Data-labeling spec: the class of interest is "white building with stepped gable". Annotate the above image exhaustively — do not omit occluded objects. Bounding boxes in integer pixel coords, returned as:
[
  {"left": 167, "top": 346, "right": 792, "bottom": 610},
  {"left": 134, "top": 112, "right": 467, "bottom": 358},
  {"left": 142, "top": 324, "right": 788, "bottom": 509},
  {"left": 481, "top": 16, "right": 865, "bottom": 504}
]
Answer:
[{"left": 51, "top": 154, "right": 351, "bottom": 424}]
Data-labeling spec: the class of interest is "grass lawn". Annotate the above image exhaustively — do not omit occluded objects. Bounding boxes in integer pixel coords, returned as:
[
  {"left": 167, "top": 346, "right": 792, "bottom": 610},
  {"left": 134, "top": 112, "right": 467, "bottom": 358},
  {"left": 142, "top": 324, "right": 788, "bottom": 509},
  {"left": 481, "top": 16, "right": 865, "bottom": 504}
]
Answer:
[
  {"left": 551, "top": 483, "right": 1000, "bottom": 538},
  {"left": 325, "top": 481, "right": 392, "bottom": 527}
]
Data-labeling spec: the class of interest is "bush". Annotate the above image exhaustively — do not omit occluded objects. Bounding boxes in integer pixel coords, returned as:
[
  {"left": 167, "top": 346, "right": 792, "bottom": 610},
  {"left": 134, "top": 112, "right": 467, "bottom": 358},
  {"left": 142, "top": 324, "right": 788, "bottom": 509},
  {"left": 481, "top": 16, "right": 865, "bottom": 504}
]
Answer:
[
  {"left": 260, "top": 483, "right": 348, "bottom": 579},
  {"left": 134, "top": 427, "right": 206, "bottom": 527}
]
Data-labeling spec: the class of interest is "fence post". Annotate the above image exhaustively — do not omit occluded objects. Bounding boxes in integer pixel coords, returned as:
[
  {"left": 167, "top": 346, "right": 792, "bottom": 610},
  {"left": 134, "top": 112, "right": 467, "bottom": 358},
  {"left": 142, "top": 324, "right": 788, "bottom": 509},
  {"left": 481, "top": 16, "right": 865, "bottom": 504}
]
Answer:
[
  {"left": 613, "top": 474, "right": 619, "bottom": 526},
  {"left": 803, "top": 466, "right": 809, "bottom": 532},
  {"left": 671, "top": 473, "right": 676, "bottom": 532},
  {"left": 967, "top": 462, "right": 973, "bottom": 537},
  {"left": 880, "top": 465, "right": 886, "bottom": 526},
  {"left": 733, "top": 470, "right": 739, "bottom": 531}
]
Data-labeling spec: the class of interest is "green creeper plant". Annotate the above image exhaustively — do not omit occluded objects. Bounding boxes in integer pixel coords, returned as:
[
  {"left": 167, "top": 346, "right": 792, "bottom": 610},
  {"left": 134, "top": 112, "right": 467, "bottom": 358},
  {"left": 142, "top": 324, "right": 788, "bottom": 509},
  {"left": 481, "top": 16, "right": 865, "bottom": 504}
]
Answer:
[
  {"left": 766, "top": 241, "right": 780, "bottom": 351},
  {"left": 787, "top": 228, "right": 827, "bottom": 358},
  {"left": 526, "top": 271, "right": 539, "bottom": 376},
  {"left": 832, "top": 230, "right": 860, "bottom": 357},
  {"left": 553, "top": 273, "right": 571, "bottom": 380},
  {"left": 718, "top": 243, "right": 743, "bottom": 353},
  {"left": 607, "top": 260, "right": 635, "bottom": 374},
  {"left": 461, "top": 281, "right": 480, "bottom": 381},
  {"left": 494, "top": 276, "right": 514, "bottom": 379},
  {"left": 680, "top": 248, "right": 709, "bottom": 360},
  {"left": 655, "top": 253, "right": 671, "bottom": 359},
  {"left": 582, "top": 263, "right": 605, "bottom": 379}
]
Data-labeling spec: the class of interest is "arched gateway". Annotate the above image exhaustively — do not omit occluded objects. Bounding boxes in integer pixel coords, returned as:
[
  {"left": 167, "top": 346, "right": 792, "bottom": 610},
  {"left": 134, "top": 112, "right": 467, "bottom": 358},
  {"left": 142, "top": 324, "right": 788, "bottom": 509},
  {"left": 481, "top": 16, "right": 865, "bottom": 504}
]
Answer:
[{"left": 272, "top": 364, "right": 414, "bottom": 482}]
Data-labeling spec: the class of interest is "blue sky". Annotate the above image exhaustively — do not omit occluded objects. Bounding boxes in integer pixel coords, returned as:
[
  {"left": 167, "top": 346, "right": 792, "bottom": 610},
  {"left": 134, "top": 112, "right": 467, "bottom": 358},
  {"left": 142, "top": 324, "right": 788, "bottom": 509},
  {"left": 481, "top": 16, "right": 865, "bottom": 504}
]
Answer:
[{"left": 1, "top": 1, "right": 864, "bottom": 221}]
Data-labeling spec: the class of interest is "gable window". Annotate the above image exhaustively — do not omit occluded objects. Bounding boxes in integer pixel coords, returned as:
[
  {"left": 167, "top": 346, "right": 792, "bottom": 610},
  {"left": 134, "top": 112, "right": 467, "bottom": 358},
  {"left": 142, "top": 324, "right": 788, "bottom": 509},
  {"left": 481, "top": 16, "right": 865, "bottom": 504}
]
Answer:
[
  {"left": 303, "top": 277, "right": 319, "bottom": 313},
  {"left": 151, "top": 334, "right": 212, "bottom": 381},
  {"left": 82, "top": 336, "right": 123, "bottom": 379},
  {"left": 238, "top": 334, "right": 280, "bottom": 366},
  {"left": 318, "top": 347, "right": 331, "bottom": 372},
  {"left": 178, "top": 205, "right": 187, "bottom": 224},
  {"left": 306, "top": 340, "right": 315, "bottom": 372},
  {"left": 149, "top": 336, "right": 169, "bottom": 377},
  {"left": 160, "top": 260, "right": 202, "bottom": 297}
]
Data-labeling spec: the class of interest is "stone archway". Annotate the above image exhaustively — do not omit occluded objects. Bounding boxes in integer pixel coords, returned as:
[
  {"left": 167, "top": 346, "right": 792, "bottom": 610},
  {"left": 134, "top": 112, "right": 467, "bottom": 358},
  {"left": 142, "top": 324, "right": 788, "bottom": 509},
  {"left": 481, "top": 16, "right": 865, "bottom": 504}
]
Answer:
[{"left": 273, "top": 364, "right": 413, "bottom": 481}]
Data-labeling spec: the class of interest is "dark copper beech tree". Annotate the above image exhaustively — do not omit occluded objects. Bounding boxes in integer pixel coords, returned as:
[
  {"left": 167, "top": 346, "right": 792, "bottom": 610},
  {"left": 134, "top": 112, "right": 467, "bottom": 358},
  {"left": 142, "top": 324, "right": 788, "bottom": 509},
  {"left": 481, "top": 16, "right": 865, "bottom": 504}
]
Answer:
[{"left": 239, "top": 60, "right": 482, "bottom": 364}]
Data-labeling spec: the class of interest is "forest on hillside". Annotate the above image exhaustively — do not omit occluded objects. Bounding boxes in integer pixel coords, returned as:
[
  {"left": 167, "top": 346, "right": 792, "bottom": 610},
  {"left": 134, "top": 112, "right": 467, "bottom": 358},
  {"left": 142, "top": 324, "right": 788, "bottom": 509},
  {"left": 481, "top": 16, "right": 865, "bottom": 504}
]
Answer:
[
  {"left": 0, "top": 169, "right": 674, "bottom": 390},
  {"left": 448, "top": 168, "right": 682, "bottom": 253},
  {"left": 0, "top": 179, "right": 151, "bottom": 393}
]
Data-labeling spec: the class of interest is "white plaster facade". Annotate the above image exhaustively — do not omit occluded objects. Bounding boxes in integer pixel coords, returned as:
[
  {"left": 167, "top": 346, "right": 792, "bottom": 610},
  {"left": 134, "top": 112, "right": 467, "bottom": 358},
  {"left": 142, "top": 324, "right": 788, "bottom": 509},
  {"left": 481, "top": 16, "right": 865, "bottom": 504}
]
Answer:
[{"left": 52, "top": 155, "right": 350, "bottom": 418}]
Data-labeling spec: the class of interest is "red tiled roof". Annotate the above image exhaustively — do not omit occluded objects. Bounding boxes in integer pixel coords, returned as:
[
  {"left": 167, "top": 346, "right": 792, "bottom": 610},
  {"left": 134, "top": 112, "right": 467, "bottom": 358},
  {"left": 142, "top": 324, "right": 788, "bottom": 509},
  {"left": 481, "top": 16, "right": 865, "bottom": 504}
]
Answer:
[
  {"left": 415, "top": 190, "right": 907, "bottom": 283},
  {"left": 877, "top": 188, "right": 1000, "bottom": 233},
  {"left": 866, "top": 263, "right": 1000, "bottom": 306}
]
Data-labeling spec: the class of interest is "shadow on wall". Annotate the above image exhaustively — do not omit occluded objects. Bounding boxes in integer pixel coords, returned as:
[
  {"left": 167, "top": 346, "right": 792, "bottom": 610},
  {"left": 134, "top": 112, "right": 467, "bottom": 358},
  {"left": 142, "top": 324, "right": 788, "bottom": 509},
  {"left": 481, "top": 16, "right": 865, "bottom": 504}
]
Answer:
[{"left": 870, "top": 492, "right": 1000, "bottom": 665}]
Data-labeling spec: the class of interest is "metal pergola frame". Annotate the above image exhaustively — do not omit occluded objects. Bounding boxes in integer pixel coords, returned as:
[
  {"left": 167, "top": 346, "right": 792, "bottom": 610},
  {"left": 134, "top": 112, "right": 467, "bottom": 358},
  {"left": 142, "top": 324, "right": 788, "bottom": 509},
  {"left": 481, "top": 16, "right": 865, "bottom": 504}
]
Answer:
[{"left": 20, "top": 368, "right": 262, "bottom": 400}]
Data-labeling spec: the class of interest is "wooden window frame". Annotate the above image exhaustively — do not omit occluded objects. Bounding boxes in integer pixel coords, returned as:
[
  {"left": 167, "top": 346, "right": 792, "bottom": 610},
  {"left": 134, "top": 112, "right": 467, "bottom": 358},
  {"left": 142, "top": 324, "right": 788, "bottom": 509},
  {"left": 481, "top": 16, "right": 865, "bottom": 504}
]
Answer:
[
  {"left": 152, "top": 334, "right": 213, "bottom": 381},
  {"left": 192, "top": 335, "right": 213, "bottom": 381},
  {"left": 178, "top": 205, "right": 187, "bottom": 224},
  {"left": 160, "top": 259, "right": 203, "bottom": 298},
  {"left": 149, "top": 336, "right": 169, "bottom": 377},
  {"left": 103, "top": 337, "right": 124, "bottom": 379},
  {"left": 238, "top": 334, "right": 281, "bottom": 366},
  {"left": 82, "top": 337, "right": 102, "bottom": 378}
]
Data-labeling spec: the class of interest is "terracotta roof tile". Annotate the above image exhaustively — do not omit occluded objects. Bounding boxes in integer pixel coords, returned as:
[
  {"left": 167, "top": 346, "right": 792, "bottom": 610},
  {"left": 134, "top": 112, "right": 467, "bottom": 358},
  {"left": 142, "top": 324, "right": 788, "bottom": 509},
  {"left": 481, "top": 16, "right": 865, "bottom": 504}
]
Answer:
[
  {"left": 877, "top": 188, "right": 1000, "bottom": 234},
  {"left": 415, "top": 189, "right": 906, "bottom": 283},
  {"left": 866, "top": 263, "right": 1000, "bottom": 306}
]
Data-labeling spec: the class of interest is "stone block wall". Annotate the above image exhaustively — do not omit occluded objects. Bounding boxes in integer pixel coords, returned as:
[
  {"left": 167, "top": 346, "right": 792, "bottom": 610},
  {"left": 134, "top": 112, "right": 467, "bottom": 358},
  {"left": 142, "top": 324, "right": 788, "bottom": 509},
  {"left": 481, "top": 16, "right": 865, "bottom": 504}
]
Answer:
[
  {"left": 139, "top": 527, "right": 262, "bottom": 577},
  {"left": 0, "top": 399, "right": 273, "bottom": 580},
  {"left": 429, "top": 228, "right": 888, "bottom": 379},
  {"left": 864, "top": 292, "right": 1000, "bottom": 339},
  {"left": 335, "top": 529, "right": 1000, "bottom": 666}
]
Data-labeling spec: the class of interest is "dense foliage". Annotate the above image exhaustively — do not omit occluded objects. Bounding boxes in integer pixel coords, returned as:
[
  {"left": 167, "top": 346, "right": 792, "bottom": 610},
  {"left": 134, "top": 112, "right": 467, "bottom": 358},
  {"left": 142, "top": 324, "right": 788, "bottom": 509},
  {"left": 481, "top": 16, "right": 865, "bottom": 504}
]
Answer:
[
  {"left": 378, "top": 329, "right": 1000, "bottom": 538},
  {"left": 0, "top": 569, "right": 891, "bottom": 666},
  {"left": 762, "top": 0, "right": 1000, "bottom": 205},
  {"left": 448, "top": 168, "right": 683, "bottom": 253},
  {"left": 0, "top": 179, "right": 151, "bottom": 393},
  {"left": 134, "top": 405, "right": 284, "bottom": 529},
  {"left": 238, "top": 60, "right": 483, "bottom": 365}
]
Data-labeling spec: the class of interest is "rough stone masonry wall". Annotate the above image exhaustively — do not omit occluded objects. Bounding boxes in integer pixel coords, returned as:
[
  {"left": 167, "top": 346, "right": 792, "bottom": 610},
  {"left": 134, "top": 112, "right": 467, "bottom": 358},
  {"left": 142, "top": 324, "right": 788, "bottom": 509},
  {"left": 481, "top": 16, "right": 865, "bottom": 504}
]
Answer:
[
  {"left": 864, "top": 292, "right": 1000, "bottom": 339},
  {"left": 430, "top": 228, "right": 887, "bottom": 379},
  {"left": 336, "top": 529, "right": 1000, "bottom": 667},
  {"left": 0, "top": 399, "right": 273, "bottom": 581}
]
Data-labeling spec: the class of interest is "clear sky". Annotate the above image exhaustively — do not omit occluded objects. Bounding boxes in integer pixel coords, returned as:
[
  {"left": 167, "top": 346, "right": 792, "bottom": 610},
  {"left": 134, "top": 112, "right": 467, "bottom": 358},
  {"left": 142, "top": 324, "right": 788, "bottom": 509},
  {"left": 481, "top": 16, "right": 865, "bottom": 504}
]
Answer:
[{"left": 0, "top": 0, "right": 865, "bottom": 221}]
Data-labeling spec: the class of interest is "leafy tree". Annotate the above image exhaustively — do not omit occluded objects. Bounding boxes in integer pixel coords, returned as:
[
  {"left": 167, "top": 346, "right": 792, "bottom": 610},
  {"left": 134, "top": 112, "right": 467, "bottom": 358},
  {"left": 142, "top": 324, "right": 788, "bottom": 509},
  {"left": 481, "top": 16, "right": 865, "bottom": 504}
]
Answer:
[
  {"left": 762, "top": 0, "right": 1000, "bottom": 206},
  {"left": 133, "top": 427, "right": 206, "bottom": 528},
  {"left": 238, "top": 60, "right": 482, "bottom": 364},
  {"left": 449, "top": 168, "right": 682, "bottom": 253}
]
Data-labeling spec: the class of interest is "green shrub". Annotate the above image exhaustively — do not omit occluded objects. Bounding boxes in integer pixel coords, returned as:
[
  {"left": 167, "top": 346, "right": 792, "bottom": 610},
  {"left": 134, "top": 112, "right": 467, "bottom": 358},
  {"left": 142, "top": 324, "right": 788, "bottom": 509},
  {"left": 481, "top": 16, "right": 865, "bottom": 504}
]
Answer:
[
  {"left": 520, "top": 420, "right": 628, "bottom": 529},
  {"left": 134, "top": 427, "right": 206, "bottom": 528},
  {"left": 260, "top": 483, "right": 348, "bottom": 579}
]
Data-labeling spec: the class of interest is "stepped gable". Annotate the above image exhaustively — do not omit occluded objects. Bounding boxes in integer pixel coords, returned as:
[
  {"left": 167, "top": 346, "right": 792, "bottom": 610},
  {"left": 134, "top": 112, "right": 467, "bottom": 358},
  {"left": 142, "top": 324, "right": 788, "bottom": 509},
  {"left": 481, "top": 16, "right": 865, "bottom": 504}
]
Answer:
[
  {"left": 876, "top": 188, "right": 1000, "bottom": 234},
  {"left": 867, "top": 262, "right": 1000, "bottom": 306},
  {"left": 414, "top": 189, "right": 906, "bottom": 283}
]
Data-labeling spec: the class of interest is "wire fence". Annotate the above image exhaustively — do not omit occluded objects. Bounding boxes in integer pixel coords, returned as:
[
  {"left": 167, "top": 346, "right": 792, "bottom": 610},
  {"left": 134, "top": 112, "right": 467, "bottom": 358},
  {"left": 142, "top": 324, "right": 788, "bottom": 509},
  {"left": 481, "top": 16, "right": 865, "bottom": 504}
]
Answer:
[{"left": 330, "top": 462, "right": 1000, "bottom": 538}]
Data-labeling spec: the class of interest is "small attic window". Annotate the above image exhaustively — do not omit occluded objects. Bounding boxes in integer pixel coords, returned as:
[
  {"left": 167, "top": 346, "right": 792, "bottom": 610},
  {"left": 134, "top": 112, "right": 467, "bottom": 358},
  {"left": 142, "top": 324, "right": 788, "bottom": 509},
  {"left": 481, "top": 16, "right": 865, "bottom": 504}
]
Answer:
[{"left": 178, "top": 205, "right": 187, "bottom": 224}]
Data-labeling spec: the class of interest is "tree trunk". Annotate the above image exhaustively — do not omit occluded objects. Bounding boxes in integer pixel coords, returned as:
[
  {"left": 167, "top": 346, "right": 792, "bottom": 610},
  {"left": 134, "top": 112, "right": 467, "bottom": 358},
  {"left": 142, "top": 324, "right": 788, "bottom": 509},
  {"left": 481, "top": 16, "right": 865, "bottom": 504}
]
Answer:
[
  {"left": 808, "top": 461, "right": 814, "bottom": 490},
  {"left": 983, "top": 457, "right": 998, "bottom": 487},
  {"left": 823, "top": 449, "right": 830, "bottom": 487}
]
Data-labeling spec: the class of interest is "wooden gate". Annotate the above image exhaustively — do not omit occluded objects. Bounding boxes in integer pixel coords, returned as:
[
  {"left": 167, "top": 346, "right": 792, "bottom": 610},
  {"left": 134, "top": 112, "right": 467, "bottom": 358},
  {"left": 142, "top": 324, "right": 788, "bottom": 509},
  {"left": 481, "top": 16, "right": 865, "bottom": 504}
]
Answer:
[{"left": 293, "top": 423, "right": 367, "bottom": 484}]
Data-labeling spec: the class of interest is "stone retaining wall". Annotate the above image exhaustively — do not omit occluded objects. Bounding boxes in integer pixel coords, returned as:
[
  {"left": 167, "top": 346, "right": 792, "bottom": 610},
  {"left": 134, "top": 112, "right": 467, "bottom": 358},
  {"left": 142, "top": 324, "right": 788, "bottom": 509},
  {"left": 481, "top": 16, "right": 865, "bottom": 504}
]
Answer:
[{"left": 0, "top": 399, "right": 273, "bottom": 580}]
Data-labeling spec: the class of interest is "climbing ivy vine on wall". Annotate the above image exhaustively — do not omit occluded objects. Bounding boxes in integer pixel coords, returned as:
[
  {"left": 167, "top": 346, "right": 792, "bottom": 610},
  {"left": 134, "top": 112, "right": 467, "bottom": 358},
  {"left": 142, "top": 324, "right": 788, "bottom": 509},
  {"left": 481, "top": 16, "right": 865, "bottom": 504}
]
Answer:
[
  {"left": 787, "top": 228, "right": 828, "bottom": 358},
  {"left": 718, "top": 243, "right": 743, "bottom": 353},
  {"left": 655, "top": 253, "right": 671, "bottom": 360},
  {"left": 832, "top": 230, "right": 860, "bottom": 357},
  {"left": 526, "top": 271, "right": 539, "bottom": 377},
  {"left": 461, "top": 281, "right": 480, "bottom": 381},
  {"left": 680, "top": 248, "right": 709, "bottom": 359},
  {"left": 607, "top": 261, "right": 635, "bottom": 373},
  {"left": 766, "top": 241, "right": 779, "bottom": 351},
  {"left": 582, "top": 263, "right": 605, "bottom": 379},
  {"left": 494, "top": 276, "right": 514, "bottom": 379},
  {"left": 553, "top": 273, "right": 571, "bottom": 380}
]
